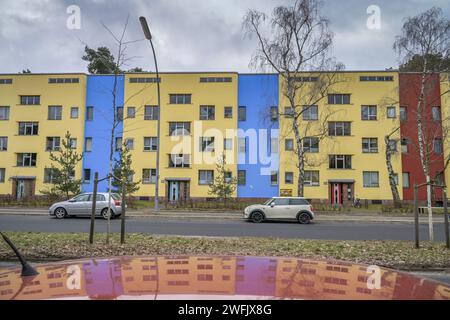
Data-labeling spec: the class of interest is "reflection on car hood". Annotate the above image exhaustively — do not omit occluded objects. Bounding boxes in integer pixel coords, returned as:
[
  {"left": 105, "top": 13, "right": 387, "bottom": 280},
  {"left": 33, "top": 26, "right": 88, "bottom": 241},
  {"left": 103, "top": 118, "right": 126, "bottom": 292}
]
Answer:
[{"left": 0, "top": 255, "right": 449, "bottom": 300}]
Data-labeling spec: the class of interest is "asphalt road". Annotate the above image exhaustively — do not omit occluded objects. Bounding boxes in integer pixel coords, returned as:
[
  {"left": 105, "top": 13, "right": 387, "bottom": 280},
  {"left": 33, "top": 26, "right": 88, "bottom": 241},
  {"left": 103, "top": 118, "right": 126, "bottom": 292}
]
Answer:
[{"left": 0, "top": 214, "right": 447, "bottom": 241}]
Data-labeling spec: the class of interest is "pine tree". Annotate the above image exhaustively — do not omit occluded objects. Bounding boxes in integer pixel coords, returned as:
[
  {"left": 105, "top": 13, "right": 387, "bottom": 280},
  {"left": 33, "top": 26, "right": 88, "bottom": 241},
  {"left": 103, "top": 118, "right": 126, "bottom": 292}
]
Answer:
[
  {"left": 208, "top": 153, "right": 237, "bottom": 205},
  {"left": 43, "top": 132, "right": 83, "bottom": 199},
  {"left": 112, "top": 144, "right": 140, "bottom": 198}
]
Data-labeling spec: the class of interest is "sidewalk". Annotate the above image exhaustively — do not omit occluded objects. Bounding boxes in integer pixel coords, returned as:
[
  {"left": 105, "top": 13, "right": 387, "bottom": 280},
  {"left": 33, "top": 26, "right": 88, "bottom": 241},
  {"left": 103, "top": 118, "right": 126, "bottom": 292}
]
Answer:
[{"left": 0, "top": 207, "right": 447, "bottom": 223}]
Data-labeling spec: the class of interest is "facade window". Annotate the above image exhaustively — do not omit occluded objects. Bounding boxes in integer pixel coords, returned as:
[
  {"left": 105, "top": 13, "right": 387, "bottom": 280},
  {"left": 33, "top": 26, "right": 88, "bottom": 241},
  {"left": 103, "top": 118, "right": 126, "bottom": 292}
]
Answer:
[
  {"left": 44, "top": 168, "right": 57, "bottom": 184},
  {"left": 200, "top": 106, "right": 215, "bottom": 120},
  {"left": 432, "top": 106, "right": 441, "bottom": 121},
  {"left": 388, "top": 140, "right": 398, "bottom": 152},
  {"left": 85, "top": 138, "right": 93, "bottom": 152},
  {"left": 199, "top": 170, "right": 214, "bottom": 185},
  {"left": 434, "top": 138, "right": 443, "bottom": 154},
  {"left": 393, "top": 173, "right": 399, "bottom": 185},
  {"left": 48, "top": 78, "right": 79, "bottom": 84},
  {"left": 224, "top": 138, "right": 233, "bottom": 151},
  {"left": 125, "top": 138, "right": 134, "bottom": 150},
  {"left": 285, "top": 139, "right": 294, "bottom": 151},
  {"left": 238, "top": 170, "right": 246, "bottom": 186},
  {"left": 144, "top": 137, "right": 158, "bottom": 152},
  {"left": 129, "top": 77, "right": 160, "bottom": 83},
  {"left": 200, "top": 77, "right": 232, "bottom": 83},
  {"left": 0, "top": 106, "right": 10, "bottom": 120},
  {"left": 224, "top": 171, "right": 233, "bottom": 183},
  {"left": 328, "top": 94, "right": 350, "bottom": 105},
  {"left": 169, "top": 122, "right": 191, "bottom": 136},
  {"left": 224, "top": 107, "right": 233, "bottom": 119},
  {"left": 402, "top": 172, "right": 410, "bottom": 188},
  {"left": 238, "top": 106, "right": 246, "bottom": 121},
  {"left": 303, "top": 137, "right": 319, "bottom": 153},
  {"left": 71, "top": 107, "right": 79, "bottom": 119},
  {"left": 238, "top": 138, "right": 246, "bottom": 154},
  {"left": 17, "top": 153, "right": 37, "bottom": 167},
  {"left": 270, "top": 106, "right": 278, "bottom": 121},
  {"left": 363, "top": 171, "right": 379, "bottom": 188},
  {"left": 19, "top": 122, "right": 39, "bottom": 136},
  {"left": 0, "top": 79, "right": 12, "bottom": 84},
  {"left": 48, "top": 106, "right": 62, "bottom": 120},
  {"left": 115, "top": 137, "right": 123, "bottom": 151},
  {"left": 144, "top": 106, "right": 159, "bottom": 120},
  {"left": 328, "top": 122, "right": 351, "bottom": 136},
  {"left": 400, "top": 107, "right": 407, "bottom": 122},
  {"left": 360, "top": 76, "right": 394, "bottom": 82},
  {"left": 304, "top": 171, "right": 320, "bottom": 186},
  {"left": 69, "top": 138, "right": 77, "bottom": 149},
  {"left": 127, "top": 107, "right": 136, "bottom": 118},
  {"left": 83, "top": 169, "right": 91, "bottom": 184},
  {"left": 142, "top": 169, "right": 157, "bottom": 184},
  {"left": 0, "top": 168, "right": 4, "bottom": 183},
  {"left": 329, "top": 155, "right": 352, "bottom": 169},
  {"left": 86, "top": 106, "right": 94, "bottom": 121},
  {"left": 0, "top": 137, "right": 7, "bottom": 151},
  {"left": 284, "top": 106, "right": 294, "bottom": 118},
  {"left": 20, "top": 95, "right": 40, "bottom": 105},
  {"left": 46, "top": 137, "right": 61, "bottom": 151},
  {"left": 362, "top": 138, "right": 378, "bottom": 153},
  {"left": 270, "top": 171, "right": 278, "bottom": 186},
  {"left": 270, "top": 137, "right": 279, "bottom": 154},
  {"left": 117, "top": 107, "right": 124, "bottom": 121},
  {"left": 361, "top": 105, "right": 377, "bottom": 120},
  {"left": 169, "top": 154, "right": 190, "bottom": 168},
  {"left": 435, "top": 173, "right": 444, "bottom": 186},
  {"left": 169, "top": 94, "right": 191, "bottom": 104},
  {"left": 401, "top": 138, "right": 409, "bottom": 154},
  {"left": 387, "top": 106, "right": 396, "bottom": 118},
  {"left": 303, "top": 105, "right": 318, "bottom": 120},
  {"left": 285, "top": 172, "right": 294, "bottom": 184},
  {"left": 200, "top": 137, "right": 215, "bottom": 152}
]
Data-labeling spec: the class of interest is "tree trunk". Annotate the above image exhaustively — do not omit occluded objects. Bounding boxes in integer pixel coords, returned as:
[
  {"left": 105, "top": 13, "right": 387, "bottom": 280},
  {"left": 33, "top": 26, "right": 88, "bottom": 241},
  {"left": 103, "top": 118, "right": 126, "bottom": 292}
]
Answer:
[
  {"left": 384, "top": 135, "right": 401, "bottom": 207},
  {"left": 292, "top": 119, "right": 305, "bottom": 197},
  {"left": 416, "top": 66, "right": 434, "bottom": 242}
]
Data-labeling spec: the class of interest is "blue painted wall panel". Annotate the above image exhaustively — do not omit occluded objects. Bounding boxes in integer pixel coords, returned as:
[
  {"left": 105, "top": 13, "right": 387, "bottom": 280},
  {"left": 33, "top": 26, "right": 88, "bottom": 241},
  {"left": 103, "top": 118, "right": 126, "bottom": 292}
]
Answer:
[
  {"left": 237, "top": 74, "right": 279, "bottom": 198},
  {"left": 82, "top": 75, "right": 124, "bottom": 192}
]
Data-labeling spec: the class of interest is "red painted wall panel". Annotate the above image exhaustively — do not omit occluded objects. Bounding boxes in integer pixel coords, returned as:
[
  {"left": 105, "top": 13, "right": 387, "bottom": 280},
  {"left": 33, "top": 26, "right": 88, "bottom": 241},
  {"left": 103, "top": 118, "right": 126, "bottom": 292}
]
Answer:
[{"left": 399, "top": 73, "right": 444, "bottom": 201}]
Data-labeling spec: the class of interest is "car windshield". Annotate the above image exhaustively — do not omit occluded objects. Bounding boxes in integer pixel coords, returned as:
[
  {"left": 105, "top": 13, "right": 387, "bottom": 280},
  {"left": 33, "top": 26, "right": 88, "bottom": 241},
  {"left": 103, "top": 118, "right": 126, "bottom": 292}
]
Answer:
[{"left": 263, "top": 199, "right": 273, "bottom": 205}]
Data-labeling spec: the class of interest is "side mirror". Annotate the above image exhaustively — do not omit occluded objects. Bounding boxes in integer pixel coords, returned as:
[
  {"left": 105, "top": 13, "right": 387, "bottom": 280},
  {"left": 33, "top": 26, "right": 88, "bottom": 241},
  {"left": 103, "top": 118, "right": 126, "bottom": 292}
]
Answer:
[{"left": 270, "top": 203, "right": 275, "bottom": 208}]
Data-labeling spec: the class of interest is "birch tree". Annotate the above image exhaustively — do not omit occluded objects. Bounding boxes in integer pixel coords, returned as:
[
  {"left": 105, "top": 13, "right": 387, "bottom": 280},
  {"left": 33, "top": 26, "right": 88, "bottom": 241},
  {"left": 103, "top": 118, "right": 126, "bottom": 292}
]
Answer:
[
  {"left": 243, "top": 0, "right": 344, "bottom": 197},
  {"left": 394, "top": 7, "right": 450, "bottom": 241}
]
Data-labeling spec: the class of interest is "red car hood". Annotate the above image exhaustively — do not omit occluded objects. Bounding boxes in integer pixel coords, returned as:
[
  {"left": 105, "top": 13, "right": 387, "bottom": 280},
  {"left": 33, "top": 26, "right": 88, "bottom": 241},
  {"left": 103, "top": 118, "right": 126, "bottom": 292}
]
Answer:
[{"left": 0, "top": 255, "right": 449, "bottom": 300}]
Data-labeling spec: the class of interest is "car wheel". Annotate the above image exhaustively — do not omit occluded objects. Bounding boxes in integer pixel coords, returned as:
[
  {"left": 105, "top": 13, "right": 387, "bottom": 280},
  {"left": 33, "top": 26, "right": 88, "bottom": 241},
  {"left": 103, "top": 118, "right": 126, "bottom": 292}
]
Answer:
[
  {"left": 54, "top": 207, "right": 67, "bottom": 219},
  {"left": 298, "top": 213, "right": 311, "bottom": 225},
  {"left": 251, "top": 211, "right": 264, "bottom": 223},
  {"left": 101, "top": 208, "right": 114, "bottom": 220}
]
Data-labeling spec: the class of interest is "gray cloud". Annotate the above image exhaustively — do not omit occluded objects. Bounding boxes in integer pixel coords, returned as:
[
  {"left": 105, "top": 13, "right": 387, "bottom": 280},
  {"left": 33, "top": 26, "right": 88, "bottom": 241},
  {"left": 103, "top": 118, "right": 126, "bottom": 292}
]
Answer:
[{"left": 0, "top": 0, "right": 448, "bottom": 73}]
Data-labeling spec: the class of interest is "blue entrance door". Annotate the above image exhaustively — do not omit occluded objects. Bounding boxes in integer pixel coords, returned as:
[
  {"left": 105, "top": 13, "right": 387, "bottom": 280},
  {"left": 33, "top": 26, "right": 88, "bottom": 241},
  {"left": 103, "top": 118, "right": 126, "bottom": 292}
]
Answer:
[{"left": 168, "top": 181, "right": 180, "bottom": 202}]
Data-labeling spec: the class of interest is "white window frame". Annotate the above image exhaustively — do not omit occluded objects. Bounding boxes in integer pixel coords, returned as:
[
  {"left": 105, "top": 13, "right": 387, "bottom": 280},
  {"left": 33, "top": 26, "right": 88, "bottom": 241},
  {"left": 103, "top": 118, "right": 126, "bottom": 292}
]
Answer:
[
  {"left": 362, "top": 138, "right": 378, "bottom": 153},
  {"left": 142, "top": 169, "right": 157, "bottom": 184},
  {"left": 0, "top": 106, "right": 9, "bottom": 120},
  {"left": 0, "top": 137, "right": 7, "bottom": 151},
  {"left": 199, "top": 170, "right": 214, "bottom": 185},
  {"left": 48, "top": 106, "right": 62, "bottom": 120},
  {"left": 363, "top": 171, "right": 380, "bottom": 188},
  {"left": 144, "top": 137, "right": 158, "bottom": 152},
  {"left": 200, "top": 137, "right": 215, "bottom": 152},
  {"left": 304, "top": 171, "right": 320, "bottom": 186}
]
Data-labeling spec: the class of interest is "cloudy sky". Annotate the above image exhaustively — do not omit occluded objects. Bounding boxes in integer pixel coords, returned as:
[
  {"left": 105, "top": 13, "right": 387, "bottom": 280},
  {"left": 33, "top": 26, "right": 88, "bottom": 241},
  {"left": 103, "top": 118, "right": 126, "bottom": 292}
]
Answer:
[{"left": 0, "top": 0, "right": 449, "bottom": 74}]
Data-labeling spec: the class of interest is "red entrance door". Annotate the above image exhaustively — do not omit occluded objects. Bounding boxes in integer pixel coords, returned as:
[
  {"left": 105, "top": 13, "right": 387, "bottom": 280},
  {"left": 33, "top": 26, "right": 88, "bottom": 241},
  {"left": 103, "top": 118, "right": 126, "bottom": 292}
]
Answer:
[{"left": 331, "top": 183, "right": 342, "bottom": 205}]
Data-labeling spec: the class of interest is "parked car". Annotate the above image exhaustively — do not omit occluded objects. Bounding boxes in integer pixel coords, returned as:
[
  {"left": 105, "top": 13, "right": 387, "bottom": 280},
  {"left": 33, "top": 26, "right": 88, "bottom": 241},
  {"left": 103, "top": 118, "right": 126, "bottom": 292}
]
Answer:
[
  {"left": 244, "top": 197, "right": 315, "bottom": 224},
  {"left": 49, "top": 193, "right": 124, "bottom": 219}
]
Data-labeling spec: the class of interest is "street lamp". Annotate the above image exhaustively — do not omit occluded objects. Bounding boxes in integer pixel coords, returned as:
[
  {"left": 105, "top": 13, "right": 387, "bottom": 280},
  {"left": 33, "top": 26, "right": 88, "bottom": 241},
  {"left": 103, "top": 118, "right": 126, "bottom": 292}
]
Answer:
[{"left": 140, "top": 16, "right": 162, "bottom": 211}]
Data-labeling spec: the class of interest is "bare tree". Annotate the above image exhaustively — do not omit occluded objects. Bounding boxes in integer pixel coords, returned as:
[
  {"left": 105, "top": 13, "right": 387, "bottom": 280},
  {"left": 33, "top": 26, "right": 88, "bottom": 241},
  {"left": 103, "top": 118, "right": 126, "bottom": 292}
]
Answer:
[
  {"left": 394, "top": 7, "right": 450, "bottom": 241},
  {"left": 243, "top": 0, "right": 344, "bottom": 197},
  {"left": 80, "top": 17, "right": 154, "bottom": 244}
]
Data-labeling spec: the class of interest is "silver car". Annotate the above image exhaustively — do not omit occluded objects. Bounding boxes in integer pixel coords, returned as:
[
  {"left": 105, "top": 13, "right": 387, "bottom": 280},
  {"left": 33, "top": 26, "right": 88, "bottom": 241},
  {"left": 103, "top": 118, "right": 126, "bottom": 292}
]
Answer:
[
  {"left": 49, "top": 193, "right": 124, "bottom": 219},
  {"left": 244, "top": 197, "right": 315, "bottom": 224}
]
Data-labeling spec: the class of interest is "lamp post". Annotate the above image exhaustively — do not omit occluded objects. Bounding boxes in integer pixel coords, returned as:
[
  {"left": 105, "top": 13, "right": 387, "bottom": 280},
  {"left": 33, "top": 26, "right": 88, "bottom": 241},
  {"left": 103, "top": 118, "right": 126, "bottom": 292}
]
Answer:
[{"left": 140, "top": 16, "right": 161, "bottom": 211}]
